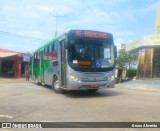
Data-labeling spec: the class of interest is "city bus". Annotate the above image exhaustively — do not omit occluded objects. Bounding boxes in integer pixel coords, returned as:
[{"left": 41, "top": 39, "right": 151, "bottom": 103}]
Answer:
[{"left": 31, "top": 29, "right": 116, "bottom": 93}]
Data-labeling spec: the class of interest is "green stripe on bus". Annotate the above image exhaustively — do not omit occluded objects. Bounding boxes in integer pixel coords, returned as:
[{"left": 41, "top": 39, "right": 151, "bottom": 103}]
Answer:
[{"left": 33, "top": 60, "right": 50, "bottom": 77}]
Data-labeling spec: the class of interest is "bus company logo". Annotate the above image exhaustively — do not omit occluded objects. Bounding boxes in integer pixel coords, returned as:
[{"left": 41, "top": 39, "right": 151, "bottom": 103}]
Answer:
[{"left": 2, "top": 123, "right": 11, "bottom": 128}]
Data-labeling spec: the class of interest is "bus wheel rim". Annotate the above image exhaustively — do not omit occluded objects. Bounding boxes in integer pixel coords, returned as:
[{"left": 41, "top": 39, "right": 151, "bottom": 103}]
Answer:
[{"left": 54, "top": 80, "right": 60, "bottom": 91}]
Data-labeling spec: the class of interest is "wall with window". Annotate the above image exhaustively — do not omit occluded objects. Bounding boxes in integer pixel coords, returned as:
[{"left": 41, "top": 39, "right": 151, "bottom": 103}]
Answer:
[
  {"left": 137, "top": 48, "right": 154, "bottom": 78},
  {"left": 153, "top": 47, "right": 160, "bottom": 78},
  {"left": 137, "top": 47, "right": 160, "bottom": 78}
]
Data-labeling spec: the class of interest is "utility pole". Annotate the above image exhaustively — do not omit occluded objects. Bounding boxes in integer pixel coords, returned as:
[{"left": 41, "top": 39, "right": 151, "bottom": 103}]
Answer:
[{"left": 53, "top": 12, "right": 65, "bottom": 36}]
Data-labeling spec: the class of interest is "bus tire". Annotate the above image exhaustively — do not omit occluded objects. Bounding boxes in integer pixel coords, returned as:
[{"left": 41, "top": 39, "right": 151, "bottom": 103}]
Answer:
[{"left": 52, "top": 77, "right": 65, "bottom": 94}]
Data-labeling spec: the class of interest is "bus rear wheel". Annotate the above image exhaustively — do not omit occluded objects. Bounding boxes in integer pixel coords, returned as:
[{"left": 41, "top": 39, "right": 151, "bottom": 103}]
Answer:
[{"left": 52, "top": 77, "right": 65, "bottom": 94}]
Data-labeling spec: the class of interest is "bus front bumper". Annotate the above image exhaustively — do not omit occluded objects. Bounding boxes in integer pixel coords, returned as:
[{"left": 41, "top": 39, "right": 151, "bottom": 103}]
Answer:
[{"left": 66, "top": 79, "right": 115, "bottom": 90}]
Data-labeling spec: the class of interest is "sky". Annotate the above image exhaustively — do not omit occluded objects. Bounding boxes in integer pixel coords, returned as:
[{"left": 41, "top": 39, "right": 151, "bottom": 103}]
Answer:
[{"left": 0, "top": 0, "right": 160, "bottom": 53}]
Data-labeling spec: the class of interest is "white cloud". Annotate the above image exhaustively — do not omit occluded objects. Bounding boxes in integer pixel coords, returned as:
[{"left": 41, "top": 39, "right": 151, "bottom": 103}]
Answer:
[
  {"left": 140, "top": 1, "right": 160, "bottom": 13},
  {"left": 0, "top": 0, "right": 158, "bottom": 52}
]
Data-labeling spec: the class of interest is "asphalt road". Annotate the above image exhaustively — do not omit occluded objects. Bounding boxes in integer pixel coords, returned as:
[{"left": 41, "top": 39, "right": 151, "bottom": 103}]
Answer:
[{"left": 0, "top": 79, "right": 159, "bottom": 130}]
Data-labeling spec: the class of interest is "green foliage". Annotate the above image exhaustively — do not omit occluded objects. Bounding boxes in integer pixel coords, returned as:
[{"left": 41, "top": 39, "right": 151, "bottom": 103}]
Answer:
[
  {"left": 115, "top": 48, "right": 127, "bottom": 68},
  {"left": 115, "top": 47, "right": 138, "bottom": 69},
  {"left": 127, "top": 69, "right": 137, "bottom": 78}
]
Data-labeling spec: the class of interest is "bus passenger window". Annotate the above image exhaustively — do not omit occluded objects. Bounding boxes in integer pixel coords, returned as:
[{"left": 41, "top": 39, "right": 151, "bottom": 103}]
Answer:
[
  {"left": 54, "top": 41, "right": 58, "bottom": 51},
  {"left": 52, "top": 61, "right": 58, "bottom": 66},
  {"left": 49, "top": 44, "right": 52, "bottom": 53},
  {"left": 47, "top": 46, "right": 49, "bottom": 53},
  {"left": 52, "top": 43, "right": 54, "bottom": 51},
  {"left": 45, "top": 46, "right": 48, "bottom": 54}
]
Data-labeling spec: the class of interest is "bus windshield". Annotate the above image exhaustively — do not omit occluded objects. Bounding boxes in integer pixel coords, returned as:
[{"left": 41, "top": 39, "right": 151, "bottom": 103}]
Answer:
[{"left": 68, "top": 38, "right": 114, "bottom": 71}]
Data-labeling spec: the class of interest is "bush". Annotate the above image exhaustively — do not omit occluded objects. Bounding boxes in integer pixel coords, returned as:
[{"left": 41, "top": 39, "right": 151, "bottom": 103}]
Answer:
[{"left": 127, "top": 69, "right": 137, "bottom": 78}]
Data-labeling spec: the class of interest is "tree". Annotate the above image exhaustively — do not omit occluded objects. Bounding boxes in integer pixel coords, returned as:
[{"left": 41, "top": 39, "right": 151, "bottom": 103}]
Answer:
[
  {"left": 115, "top": 47, "right": 138, "bottom": 69},
  {"left": 115, "top": 47, "right": 138, "bottom": 82}
]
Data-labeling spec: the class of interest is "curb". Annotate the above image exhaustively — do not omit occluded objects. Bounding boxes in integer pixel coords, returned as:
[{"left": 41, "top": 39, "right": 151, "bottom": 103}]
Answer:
[{"left": 116, "top": 85, "right": 160, "bottom": 92}]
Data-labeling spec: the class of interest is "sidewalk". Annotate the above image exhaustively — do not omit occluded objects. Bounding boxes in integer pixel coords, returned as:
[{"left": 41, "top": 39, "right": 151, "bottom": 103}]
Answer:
[
  {"left": 0, "top": 77, "right": 31, "bottom": 84},
  {"left": 116, "top": 79, "right": 160, "bottom": 92}
]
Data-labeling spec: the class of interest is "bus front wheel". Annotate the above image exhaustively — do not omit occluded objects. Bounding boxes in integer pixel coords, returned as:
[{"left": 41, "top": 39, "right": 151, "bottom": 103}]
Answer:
[{"left": 52, "top": 78, "right": 65, "bottom": 94}]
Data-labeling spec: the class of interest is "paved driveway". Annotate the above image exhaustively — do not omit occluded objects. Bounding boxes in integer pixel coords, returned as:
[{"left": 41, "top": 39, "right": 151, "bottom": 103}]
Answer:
[
  {"left": 116, "top": 79, "right": 160, "bottom": 92},
  {"left": 0, "top": 78, "right": 159, "bottom": 130}
]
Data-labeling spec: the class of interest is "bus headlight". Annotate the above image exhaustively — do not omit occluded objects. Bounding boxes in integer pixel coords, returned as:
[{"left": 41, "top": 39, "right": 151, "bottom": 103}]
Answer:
[
  {"left": 69, "top": 75, "right": 80, "bottom": 82},
  {"left": 70, "top": 75, "right": 77, "bottom": 81}
]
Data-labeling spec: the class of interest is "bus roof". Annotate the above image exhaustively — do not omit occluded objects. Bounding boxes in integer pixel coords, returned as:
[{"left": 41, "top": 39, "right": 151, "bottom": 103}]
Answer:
[
  {"left": 33, "top": 29, "right": 113, "bottom": 53},
  {"left": 67, "top": 29, "right": 112, "bottom": 39},
  {"left": 34, "top": 36, "right": 58, "bottom": 53}
]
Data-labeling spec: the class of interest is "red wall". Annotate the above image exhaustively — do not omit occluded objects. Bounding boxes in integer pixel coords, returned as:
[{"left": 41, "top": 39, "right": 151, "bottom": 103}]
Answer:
[{"left": 14, "top": 57, "right": 22, "bottom": 78}]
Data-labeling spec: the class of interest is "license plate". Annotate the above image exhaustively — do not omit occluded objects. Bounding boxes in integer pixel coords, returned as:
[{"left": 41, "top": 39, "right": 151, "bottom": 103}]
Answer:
[{"left": 90, "top": 84, "right": 99, "bottom": 88}]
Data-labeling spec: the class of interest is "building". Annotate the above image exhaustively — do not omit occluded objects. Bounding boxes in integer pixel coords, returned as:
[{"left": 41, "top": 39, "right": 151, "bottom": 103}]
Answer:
[
  {"left": 126, "top": 8, "right": 160, "bottom": 79},
  {"left": 0, "top": 48, "right": 30, "bottom": 78}
]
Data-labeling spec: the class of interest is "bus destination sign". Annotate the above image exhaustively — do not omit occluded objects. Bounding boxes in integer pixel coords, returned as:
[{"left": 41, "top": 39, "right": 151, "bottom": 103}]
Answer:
[{"left": 75, "top": 30, "right": 107, "bottom": 39}]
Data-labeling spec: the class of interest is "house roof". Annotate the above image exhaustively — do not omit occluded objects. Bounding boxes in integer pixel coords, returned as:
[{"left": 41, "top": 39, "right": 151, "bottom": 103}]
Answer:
[
  {"left": 126, "top": 35, "right": 160, "bottom": 52},
  {"left": 0, "top": 48, "right": 23, "bottom": 58}
]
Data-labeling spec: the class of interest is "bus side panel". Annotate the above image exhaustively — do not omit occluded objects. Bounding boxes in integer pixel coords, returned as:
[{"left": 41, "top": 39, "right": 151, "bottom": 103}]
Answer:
[
  {"left": 31, "top": 56, "right": 40, "bottom": 83},
  {"left": 44, "top": 61, "right": 59, "bottom": 86}
]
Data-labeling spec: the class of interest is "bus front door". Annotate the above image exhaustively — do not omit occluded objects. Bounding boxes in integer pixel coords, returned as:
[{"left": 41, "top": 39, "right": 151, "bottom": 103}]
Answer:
[
  {"left": 40, "top": 51, "right": 44, "bottom": 83},
  {"left": 60, "top": 40, "right": 67, "bottom": 87}
]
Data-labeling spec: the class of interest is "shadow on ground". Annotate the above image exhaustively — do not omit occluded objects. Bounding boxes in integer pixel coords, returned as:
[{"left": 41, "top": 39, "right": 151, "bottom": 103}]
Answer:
[
  {"left": 64, "top": 89, "right": 122, "bottom": 98},
  {"left": 42, "top": 85, "right": 122, "bottom": 98}
]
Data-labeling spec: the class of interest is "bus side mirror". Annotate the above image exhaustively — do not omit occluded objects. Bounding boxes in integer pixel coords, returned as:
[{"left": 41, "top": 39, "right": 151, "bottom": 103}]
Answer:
[
  {"left": 114, "top": 46, "right": 117, "bottom": 58},
  {"left": 52, "top": 60, "right": 58, "bottom": 66}
]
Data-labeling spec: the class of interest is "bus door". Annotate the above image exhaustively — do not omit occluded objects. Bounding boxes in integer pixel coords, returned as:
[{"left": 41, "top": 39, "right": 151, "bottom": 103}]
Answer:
[
  {"left": 60, "top": 40, "right": 67, "bottom": 87},
  {"left": 40, "top": 51, "right": 44, "bottom": 83},
  {"left": 31, "top": 56, "right": 34, "bottom": 80}
]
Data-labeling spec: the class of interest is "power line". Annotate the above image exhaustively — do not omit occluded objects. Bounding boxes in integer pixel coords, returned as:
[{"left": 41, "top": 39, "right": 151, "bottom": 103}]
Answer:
[{"left": 0, "top": 30, "right": 47, "bottom": 42}]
